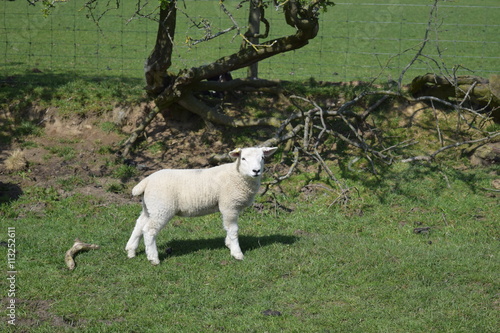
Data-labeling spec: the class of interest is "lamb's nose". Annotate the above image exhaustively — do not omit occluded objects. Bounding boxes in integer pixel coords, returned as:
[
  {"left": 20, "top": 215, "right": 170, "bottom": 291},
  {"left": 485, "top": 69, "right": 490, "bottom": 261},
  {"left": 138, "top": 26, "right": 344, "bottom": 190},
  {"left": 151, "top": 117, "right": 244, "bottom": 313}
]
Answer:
[{"left": 252, "top": 169, "right": 261, "bottom": 175}]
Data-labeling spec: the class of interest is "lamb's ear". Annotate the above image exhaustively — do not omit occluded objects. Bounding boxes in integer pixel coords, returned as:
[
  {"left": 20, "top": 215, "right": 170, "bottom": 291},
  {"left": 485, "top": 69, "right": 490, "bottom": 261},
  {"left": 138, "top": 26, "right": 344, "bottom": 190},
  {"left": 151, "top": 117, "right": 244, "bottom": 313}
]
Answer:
[
  {"left": 229, "top": 148, "right": 242, "bottom": 159},
  {"left": 262, "top": 147, "right": 278, "bottom": 157}
]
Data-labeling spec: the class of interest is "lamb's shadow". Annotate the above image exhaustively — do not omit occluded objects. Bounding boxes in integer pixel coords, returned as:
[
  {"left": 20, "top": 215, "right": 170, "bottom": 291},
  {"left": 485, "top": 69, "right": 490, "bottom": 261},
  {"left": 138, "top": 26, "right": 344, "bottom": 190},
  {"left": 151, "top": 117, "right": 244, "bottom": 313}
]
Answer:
[
  {"left": 0, "top": 182, "right": 23, "bottom": 204},
  {"left": 157, "top": 234, "right": 298, "bottom": 260}
]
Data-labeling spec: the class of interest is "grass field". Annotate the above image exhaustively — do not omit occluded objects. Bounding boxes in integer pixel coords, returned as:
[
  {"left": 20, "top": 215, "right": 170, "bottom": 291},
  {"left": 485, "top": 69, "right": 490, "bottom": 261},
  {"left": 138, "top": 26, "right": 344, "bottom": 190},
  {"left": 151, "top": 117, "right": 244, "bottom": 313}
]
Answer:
[
  {"left": 1, "top": 157, "right": 499, "bottom": 332},
  {"left": 0, "top": 80, "right": 499, "bottom": 331},
  {"left": 1, "top": 1, "right": 499, "bottom": 331},
  {"left": 2, "top": 0, "right": 499, "bottom": 82}
]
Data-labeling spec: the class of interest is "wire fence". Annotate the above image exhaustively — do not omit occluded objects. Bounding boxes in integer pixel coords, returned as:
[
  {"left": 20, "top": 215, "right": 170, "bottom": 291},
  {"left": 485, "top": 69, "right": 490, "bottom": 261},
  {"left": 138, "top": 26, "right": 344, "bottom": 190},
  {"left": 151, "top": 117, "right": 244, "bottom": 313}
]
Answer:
[{"left": 2, "top": 0, "right": 499, "bottom": 83}]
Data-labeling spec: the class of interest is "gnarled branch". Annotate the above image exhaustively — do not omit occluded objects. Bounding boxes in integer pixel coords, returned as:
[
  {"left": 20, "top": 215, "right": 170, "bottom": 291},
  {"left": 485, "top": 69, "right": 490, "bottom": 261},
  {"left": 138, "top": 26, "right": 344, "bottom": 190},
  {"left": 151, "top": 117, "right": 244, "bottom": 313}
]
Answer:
[{"left": 65, "top": 238, "right": 100, "bottom": 270}]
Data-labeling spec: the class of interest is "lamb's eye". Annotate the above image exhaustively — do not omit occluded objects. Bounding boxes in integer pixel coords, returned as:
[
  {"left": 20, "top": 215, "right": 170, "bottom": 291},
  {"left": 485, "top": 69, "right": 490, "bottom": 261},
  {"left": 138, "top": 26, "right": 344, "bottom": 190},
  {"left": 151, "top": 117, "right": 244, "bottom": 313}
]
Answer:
[{"left": 241, "top": 158, "right": 246, "bottom": 161}]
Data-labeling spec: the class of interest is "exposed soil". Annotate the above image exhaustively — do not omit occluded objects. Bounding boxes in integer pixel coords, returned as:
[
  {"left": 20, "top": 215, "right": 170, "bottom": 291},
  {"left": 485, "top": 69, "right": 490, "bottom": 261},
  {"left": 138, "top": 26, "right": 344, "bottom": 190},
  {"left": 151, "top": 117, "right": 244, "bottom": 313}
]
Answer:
[
  {"left": 0, "top": 102, "right": 240, "bottom": 205},
  {"left": 1, "top": 297, "right": 125, "bottom": 329}
]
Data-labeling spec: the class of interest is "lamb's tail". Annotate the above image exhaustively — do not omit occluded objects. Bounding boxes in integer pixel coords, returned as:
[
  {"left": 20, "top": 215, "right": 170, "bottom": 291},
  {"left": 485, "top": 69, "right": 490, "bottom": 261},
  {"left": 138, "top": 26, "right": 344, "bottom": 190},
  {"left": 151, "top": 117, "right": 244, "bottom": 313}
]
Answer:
[{"left": 132, "top": 178, "right": 148, "bottom": 196}]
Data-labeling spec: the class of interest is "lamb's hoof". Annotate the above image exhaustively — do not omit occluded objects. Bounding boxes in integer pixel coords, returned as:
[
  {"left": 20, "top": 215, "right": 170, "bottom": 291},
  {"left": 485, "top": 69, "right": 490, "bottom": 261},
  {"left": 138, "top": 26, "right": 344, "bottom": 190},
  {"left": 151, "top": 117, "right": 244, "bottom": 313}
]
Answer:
[
  {"left": 149, "top": 259, "right": 160, "bottom": 266},
  {"left": 126, "top": 250, "right": 136, "bottom": 258},
  {"left": 232, "top": 252, "right": 244, "bottom": 261}
]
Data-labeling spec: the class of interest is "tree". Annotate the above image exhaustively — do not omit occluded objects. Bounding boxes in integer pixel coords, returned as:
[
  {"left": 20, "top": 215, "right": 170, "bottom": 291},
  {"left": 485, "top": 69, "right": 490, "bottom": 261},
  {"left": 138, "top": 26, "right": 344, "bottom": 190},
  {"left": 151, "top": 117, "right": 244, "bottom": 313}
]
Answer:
[
  {"left": 31, "top": 0, "right": 334, "bottom": 155},
  {"left": 123, "top": 0, "right": 334, "bottom": 156}
]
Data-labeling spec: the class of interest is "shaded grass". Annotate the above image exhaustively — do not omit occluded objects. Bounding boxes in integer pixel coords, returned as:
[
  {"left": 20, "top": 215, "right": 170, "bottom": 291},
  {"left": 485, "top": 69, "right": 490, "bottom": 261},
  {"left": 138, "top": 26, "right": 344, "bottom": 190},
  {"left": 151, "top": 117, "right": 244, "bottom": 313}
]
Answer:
[
  {"left": 0, "top": 73, "right": 146, "bottom": 117},
  {"left": 1, "top": 162, "right": 498, "bottom": 332}
]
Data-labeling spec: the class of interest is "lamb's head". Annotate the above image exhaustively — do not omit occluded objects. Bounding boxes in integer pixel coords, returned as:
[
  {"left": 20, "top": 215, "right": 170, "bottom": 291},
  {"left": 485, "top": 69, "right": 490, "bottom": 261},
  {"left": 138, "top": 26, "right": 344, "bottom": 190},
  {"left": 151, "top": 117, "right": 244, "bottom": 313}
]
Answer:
[{"left": 229, "top": 147, "right": 278, "bottom": 178}]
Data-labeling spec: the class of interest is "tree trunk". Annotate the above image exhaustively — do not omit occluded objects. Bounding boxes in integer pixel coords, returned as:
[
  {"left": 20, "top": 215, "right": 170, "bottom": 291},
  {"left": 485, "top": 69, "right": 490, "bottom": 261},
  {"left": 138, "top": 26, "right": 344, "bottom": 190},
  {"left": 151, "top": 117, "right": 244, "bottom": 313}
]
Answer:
[
  {"left": 246, "top": 0, "right": 261, "bottom": 79},
  {"left": 144, "top": 0, "right": 177, "bottom": 97}
]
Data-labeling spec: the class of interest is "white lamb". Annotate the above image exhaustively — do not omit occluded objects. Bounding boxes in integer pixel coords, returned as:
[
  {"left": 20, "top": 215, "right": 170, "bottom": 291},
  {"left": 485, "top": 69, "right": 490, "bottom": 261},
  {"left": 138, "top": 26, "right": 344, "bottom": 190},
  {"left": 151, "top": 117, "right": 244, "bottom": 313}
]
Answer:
[{"left": 125, "top": 146, "right": 278, "bottom": 265}]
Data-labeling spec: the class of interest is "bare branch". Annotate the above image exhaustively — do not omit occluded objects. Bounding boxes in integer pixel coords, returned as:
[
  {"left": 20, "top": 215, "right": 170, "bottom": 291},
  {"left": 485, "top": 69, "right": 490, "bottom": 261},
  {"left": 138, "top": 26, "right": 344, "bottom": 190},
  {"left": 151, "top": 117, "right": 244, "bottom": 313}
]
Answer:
[
  {"left": 401, "top": 132, "right": 500, "bottom": 163},
  {"left": 65, "top": 238, "right": 100, "bottom": 270},
  {"left": 183, "top": 0, "right": 240, "bottom": 46},
  {"left": 398, "top": 0, "right": 440, "bottom": 88},
  {"left": 262, "top": 147, "right": 300, "bottom": 194}
]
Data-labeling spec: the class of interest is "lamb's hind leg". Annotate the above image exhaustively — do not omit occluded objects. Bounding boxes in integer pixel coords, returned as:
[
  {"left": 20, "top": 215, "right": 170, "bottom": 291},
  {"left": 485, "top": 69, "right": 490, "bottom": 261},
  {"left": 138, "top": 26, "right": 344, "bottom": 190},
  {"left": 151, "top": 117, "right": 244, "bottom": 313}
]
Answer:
[
  {"left": 125, "top": 210, "right": 148, "bottom": 259},
  {"left": 142, "top": 225, "right": 160, "bottom": 265},
  {"left": 142, "top": 212, "right": 174, "bottom": 265}
]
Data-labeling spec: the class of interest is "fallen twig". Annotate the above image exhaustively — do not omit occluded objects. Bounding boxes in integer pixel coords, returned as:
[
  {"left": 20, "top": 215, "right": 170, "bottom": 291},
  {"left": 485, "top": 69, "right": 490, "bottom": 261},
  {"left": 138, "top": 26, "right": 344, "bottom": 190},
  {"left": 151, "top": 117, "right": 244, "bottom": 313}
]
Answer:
[
  {"left": 401, "top": 132, "right": 500, "bottom": 163},
  {"left": 481, "top": 187, "right": 500, "bottom": 193},
  {"left": 65, "top": 238, "right": 100, "bottom": 270},
  {"left": 413, "top": 227, "right": 431, "bottom": 234}
]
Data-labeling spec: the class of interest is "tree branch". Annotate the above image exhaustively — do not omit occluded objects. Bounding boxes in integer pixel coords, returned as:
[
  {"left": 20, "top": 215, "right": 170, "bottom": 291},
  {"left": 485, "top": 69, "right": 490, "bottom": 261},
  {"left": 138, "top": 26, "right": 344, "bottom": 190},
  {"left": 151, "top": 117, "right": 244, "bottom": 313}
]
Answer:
[
  {"left": 65, "top": 238, "right": 100, "bottom": 270},
  {"left": 178, "top": 93, "right": 282, "bottom": 128},
  {"left": 401, "top": 132, "right": 500, "bottom": 163}
]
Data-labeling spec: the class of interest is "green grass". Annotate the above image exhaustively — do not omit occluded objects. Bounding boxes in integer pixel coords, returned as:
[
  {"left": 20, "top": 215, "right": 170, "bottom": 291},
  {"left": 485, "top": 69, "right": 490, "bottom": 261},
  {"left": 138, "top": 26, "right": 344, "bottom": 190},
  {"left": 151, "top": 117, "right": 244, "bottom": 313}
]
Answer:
[
  {"left": 0, "top": 119, "right": 43, "bottom": 146},
  {"left": 112, "top": 164, "right": 139, "bottom": 181},
  {"left": 46, "top": 146, "right": 77, "bottom": 161},
  {"left": 0, "top": 74, "right": 146, "bottom": 118},
  {"left": 2, "top": 0, "right": 499, "bottom": 82},
  {"left": 0, "top": 2, "right": 498, "bottom": 331},
  {"left": 1, "top": 162, "right": 498, "bottom": 332},
  {"left": 57, "top": 176, "right": 88, "bottom": 192}
]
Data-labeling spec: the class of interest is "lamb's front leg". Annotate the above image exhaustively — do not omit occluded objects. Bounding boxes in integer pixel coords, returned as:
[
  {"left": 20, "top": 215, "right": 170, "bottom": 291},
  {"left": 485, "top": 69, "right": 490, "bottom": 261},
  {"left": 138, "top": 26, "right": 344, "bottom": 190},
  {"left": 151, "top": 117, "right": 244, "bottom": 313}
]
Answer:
[{"left": 222, "top": 211, "right": 244, "bottom": 260}]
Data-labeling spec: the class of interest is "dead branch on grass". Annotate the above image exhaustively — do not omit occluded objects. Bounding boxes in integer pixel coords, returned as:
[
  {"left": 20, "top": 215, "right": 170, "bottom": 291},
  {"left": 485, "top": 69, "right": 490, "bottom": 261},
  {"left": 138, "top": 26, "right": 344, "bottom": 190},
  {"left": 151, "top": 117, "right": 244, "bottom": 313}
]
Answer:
[
  {"left": 401, "top": 132, "right": 500, "bottom": 163},
  {"left": 65, "top": 238, "right": 100, "bottom": 270},
  {"left": 255, "top": 80, "right": 499, "bottom": 205},
  {"left": 257, "top": 94, "right": 396, "bottom": 205}
]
